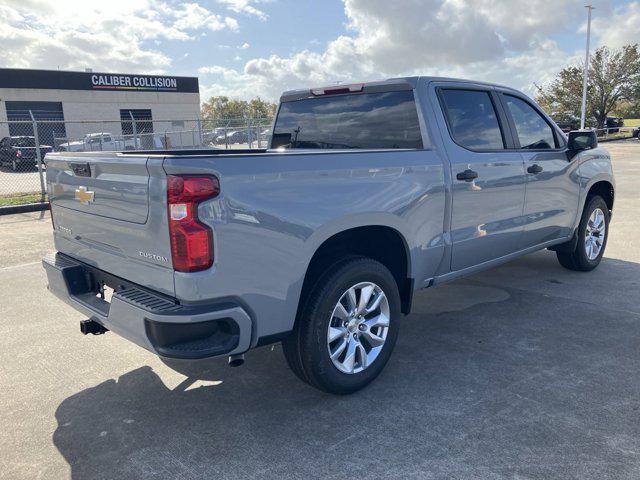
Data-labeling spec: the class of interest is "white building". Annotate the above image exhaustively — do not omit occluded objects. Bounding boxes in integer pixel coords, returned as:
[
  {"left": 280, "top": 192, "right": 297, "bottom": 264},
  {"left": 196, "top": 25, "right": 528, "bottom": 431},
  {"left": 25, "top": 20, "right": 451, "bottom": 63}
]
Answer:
[{"left": 0, "top": 68, "right": 201, "bottom": 148}]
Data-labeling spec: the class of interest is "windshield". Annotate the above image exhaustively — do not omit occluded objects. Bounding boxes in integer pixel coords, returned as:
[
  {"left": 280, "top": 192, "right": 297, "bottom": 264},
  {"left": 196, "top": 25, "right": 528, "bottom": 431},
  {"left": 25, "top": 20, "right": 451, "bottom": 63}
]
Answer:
[{"left": 272, "top": 90, "right": 423, "bottom": 150}]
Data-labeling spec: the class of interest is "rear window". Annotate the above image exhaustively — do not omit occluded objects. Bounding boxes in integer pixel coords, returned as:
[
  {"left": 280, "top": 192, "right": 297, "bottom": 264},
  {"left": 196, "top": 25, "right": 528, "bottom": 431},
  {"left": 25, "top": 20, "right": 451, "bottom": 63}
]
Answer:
[
  {"left": 12, "top": 137, "right": 35, "bottom": 147},
  {"left": 271, "top": 90, "right": 423, "bottom": 150}
]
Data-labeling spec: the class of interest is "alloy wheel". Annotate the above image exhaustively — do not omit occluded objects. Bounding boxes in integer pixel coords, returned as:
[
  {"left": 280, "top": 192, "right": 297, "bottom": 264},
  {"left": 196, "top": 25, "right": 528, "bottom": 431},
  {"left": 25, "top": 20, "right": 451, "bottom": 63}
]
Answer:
[{"left": 326, "top": 282, "right": 390, "bottom": 374}]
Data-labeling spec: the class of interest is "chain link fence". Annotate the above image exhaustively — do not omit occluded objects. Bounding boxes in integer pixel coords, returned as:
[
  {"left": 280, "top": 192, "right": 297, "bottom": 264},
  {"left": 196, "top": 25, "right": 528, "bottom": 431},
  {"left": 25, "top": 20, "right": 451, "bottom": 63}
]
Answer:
[{"left": 0, "top": 112, "right": 273, "bottom": 209}]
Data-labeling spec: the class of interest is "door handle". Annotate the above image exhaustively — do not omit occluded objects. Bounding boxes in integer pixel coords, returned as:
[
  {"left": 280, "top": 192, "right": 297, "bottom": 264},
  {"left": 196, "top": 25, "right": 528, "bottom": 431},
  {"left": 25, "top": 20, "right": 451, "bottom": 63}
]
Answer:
[
  {"left": 456, "top": 169, "right": 478, "bottom": 182},
  {"left": 527, "top": 164, "right": 543, "bottom": 174}
]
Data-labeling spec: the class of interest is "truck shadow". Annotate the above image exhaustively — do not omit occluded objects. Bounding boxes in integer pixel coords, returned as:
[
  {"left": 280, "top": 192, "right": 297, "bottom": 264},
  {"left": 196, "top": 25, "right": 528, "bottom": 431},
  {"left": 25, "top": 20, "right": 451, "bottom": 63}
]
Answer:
[{"left": 52, "top": 253, "right": 640, "bottom": 479}]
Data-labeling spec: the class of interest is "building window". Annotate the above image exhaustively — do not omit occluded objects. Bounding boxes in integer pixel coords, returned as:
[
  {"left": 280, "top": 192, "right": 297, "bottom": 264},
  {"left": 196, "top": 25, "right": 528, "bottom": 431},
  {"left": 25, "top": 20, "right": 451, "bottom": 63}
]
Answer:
[{"left": 5, "top": 101, "right": 66, "bottom": 148}]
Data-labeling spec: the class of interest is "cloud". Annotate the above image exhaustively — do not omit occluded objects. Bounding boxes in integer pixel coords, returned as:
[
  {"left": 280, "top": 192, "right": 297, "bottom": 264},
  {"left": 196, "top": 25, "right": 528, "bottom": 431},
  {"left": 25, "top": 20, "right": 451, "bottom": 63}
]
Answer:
[
  {"left": 591, "top": 1, "right": 640, "bottom": 48},
  {"left": 216, "top": 0, "right": 269, "bottom": 21},
  {"left": 172, "top": 3, "right": 239, "bottom": 32},
  {"left": 0, "top": 1, "right": 240, "bottom": 73},
  {"left": 198, "top": 0, "right": 590, "bottom": 101}
]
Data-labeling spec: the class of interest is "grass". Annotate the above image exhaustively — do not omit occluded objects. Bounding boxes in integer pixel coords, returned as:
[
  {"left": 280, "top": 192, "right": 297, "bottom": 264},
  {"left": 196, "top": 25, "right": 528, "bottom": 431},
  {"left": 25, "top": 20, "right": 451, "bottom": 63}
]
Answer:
[
  {"left": 0, "top": 193, "right": 47, "bottom": 207},
  {"left": 625, "top": 118, "right": 640, "bottom": 127}
]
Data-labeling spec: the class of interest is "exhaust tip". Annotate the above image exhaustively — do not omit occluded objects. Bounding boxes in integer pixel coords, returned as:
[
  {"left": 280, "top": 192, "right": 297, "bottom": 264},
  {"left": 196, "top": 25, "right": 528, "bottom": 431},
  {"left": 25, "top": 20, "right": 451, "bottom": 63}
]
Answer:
[{"left": 228, "top": 354, "right": 245, "bottom": 367}]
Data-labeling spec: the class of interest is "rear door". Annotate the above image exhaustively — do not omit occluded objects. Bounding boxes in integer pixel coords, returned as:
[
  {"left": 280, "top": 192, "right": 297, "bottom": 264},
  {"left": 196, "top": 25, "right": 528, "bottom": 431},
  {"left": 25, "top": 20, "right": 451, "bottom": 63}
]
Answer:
[
  {"left": 46, "top": 152, "right": 175, "bottom": 296},
  {"left": 434, "top": 84, "right": 526, "bottom": 271},
  {"left": 498, "top": 92, "right": 580, "bottom": 248}
]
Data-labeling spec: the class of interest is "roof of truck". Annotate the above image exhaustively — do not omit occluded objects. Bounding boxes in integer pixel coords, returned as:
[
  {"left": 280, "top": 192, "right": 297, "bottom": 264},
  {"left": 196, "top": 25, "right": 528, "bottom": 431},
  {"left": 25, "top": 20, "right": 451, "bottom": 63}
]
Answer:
[{"left": 280, "top": 76, "right": 519, "bottom": 102}]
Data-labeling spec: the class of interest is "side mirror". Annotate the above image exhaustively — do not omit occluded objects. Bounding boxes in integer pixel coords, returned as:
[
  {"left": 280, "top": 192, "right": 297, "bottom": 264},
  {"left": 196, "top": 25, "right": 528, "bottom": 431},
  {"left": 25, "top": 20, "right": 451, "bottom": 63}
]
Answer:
[
  {"left": 568, "top": 129, "right": 597, "bottom": 151},
  {"left": 567, "top": 130, "right": 597, "bottom": 160}
]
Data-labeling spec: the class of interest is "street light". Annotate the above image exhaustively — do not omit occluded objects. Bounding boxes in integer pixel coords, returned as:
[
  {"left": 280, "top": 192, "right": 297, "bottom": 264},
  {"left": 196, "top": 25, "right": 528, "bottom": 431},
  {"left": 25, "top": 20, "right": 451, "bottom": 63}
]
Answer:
[{"left": 580, "top": 5, "right": 595, "bottom": 130}]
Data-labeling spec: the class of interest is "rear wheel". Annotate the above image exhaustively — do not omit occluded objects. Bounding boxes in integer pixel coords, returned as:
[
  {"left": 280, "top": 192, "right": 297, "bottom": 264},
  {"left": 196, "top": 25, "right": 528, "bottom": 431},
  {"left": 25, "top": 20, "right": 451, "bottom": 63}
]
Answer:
[
  {"left": 557, "top": 195, "right": 609, "bottom": 271},
  {"left": 12, "top": 159, "right": 17, "bottom": 171},
  {"left": 282, "top": 257, "right": 400, "bottom": 394}
]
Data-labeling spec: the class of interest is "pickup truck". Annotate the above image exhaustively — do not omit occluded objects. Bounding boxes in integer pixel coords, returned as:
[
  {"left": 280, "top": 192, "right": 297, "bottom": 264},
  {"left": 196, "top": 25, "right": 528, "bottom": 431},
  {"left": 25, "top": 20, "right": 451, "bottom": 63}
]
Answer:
[
  {"left": 57, "top": 132, "right": 150, "bottom": 152},
  {"left": 42, "top": 77, "right": 615, "bottom": 394},
  {"left": 0, "top": 136, "right": 52, "bottom": 171}
]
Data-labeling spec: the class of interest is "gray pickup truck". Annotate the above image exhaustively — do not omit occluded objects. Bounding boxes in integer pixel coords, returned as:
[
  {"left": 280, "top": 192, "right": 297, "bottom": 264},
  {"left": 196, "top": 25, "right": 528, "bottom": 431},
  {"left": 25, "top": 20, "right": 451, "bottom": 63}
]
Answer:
[{"left": 43, "top": 77, "right": 614, "bottom": 394}]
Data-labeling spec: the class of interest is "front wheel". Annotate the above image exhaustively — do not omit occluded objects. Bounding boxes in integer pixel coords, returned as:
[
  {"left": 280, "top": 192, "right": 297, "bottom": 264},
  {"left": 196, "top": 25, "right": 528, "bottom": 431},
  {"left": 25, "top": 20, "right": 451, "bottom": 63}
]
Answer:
[
  {"left": 282, "top": 257, "right": 400, "bottom": 394},
  {"left": 557, "top": 195, "right": 610, "bottom": 271}
]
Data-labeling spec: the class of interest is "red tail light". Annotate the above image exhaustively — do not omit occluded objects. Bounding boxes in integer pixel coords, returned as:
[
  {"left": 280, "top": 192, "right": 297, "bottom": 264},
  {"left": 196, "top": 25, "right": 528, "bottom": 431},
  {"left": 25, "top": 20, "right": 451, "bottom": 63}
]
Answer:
[
  {"left": 167, "top": 175, "right": 220, "bottom": 272},
  {"left": 15, "top": 150, "right": 22, "bottom": 158}
]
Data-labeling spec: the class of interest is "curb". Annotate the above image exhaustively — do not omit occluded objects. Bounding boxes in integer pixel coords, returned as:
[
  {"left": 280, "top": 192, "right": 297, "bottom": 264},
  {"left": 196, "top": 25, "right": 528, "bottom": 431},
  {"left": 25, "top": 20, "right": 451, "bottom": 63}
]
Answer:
[{"left": 0, "top": 202, "right": 50, "bottom": 216}]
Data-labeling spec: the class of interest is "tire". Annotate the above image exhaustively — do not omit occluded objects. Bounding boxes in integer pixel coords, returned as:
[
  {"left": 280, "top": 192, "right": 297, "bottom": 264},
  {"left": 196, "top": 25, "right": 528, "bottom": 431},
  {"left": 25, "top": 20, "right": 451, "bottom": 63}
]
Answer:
[
  {"left": 557, "top": 195, "right": 609, "bottom": 271},
  {"left": 282, "top": 257, "right": 401, "bottom": 394},
  {"left": 12, "top": 159, "right": 17, "bottom": 171}
]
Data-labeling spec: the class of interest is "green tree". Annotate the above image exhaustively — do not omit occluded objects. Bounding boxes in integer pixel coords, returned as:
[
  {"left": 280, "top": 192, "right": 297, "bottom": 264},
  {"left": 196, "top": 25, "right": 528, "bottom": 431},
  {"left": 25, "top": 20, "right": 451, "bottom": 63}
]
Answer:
[
  {"left": 536, "top": 44, "right": 640, "bottom": 128},
  {"left": 248, "top": 97, "right": 277, "bottom": 119},
  {"left": 201, "top": 95, "right": 277, "bottom": 124}
]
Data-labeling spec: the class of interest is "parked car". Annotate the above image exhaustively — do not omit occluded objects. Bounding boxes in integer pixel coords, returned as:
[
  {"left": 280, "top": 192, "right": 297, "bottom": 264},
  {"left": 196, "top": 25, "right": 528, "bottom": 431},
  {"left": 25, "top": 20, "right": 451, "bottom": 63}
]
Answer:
[
  {"left": 57, "top": 133, "right": 139, "bottom": 152},
  {"left": 0, "top": 136, "right": 52, "bottom": 171},
  {"left": 43, "top": 77, "right": 614, "bottom": 394},
  {"left": 215, "top": 129, "right": 249, "bottom": 145},
  {"left": 202, "top": 128, "right": 226, "bottom": 145},
  {"left": 553, "top": 114, "right": 580, "bottom": 133},
  {"left": 605, "top": 116, "right": 624, "bottom": 133}
]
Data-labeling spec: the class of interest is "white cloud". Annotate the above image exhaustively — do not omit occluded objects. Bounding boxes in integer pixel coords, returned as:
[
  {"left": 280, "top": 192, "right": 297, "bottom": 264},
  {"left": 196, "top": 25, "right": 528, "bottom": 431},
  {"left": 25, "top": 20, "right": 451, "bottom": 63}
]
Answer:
[
  {"left": 216, "top": 0, "right": 269, "bottom": 21},
  {"left": 198, "top": 0, "right": 592, "bottom": 101},
  {"left": 591, "top": 1, "right": 640, "bottom": 48},
  {"left": 239, "top": 42, "right": 250, "bottom": 49},
  {"left": 0, "top": 0, "right": 240, "bottom": 73},
  {"left": 172, "top": 3, "right": 239, "bottom": 32}
]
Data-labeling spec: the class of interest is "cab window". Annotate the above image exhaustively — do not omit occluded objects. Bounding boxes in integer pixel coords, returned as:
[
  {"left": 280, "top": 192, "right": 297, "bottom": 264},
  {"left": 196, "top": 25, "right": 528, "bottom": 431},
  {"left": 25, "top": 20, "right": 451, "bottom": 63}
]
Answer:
[
  {"left": 504, "top": 95, "right": 556, "bottom": 149},
  {"left": 439, "top": 89, "right": 505, "bottom": 151}
]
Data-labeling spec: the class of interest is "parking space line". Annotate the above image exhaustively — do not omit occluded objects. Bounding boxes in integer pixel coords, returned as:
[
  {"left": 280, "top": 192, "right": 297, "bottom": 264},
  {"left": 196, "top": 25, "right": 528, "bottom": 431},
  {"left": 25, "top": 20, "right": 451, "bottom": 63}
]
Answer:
[{"left": 1, "top": 261, "right": 41, "bottom": 271}]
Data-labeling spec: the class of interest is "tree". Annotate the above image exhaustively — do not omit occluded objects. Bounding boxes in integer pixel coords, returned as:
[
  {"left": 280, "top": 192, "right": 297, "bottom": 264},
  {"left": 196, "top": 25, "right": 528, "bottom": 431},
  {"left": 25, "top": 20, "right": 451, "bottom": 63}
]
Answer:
[
  {"left": 248, "top": 97, "right": 277, "bottom": 119},
  {"left": 536, "top": 44, "right": 640, "bottom": 128},
  {"left": 201, "top": 95, "right": 277, "bottom": 124}
]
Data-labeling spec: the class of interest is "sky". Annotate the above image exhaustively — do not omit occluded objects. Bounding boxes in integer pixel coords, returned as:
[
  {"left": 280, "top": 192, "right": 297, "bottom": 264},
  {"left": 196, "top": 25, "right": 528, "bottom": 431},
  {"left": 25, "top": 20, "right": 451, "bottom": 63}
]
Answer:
[{"left": 0, "top": 0, "right": 639, "bottom": 102}]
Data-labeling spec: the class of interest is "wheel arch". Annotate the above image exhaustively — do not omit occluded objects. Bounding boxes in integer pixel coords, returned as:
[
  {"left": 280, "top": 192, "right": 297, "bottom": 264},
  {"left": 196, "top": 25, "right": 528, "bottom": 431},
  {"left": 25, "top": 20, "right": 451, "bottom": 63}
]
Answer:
[
  {"left": 297, "top": 223, "right": 414, "bottom": 321},
  {"left": 586, "top": 179, "right": 614, "bottom": 212}
]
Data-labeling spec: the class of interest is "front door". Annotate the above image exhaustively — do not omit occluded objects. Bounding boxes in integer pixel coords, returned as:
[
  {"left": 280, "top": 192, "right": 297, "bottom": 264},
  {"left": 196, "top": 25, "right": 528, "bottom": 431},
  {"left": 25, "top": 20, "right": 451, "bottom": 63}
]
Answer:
[
  {"left": 436, "top": 86, "right": 526, "bottom": 271},
  {"left": 498, "top": 93, "right": 580, "bottom": 249}
]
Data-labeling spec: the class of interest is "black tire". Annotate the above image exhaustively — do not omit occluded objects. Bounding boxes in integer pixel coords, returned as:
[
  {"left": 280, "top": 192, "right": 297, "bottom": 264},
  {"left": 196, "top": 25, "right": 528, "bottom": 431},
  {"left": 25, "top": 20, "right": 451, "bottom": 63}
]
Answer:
[
  {"left": 12, "top": 159, "right": 17, "bottom": 171},
  {"left": 282, "top": 257, "right": 401, "bottom": 394},
  {"left": 557, "top": 195, "right": 609, "bottom": 271}
]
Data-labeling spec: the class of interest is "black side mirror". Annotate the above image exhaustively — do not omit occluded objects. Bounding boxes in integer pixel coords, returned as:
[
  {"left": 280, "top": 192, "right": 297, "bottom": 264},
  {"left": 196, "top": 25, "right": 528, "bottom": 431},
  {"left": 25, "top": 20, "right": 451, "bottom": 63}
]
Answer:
[{"left": 567, "top": 130, "right": 597, "bottom": 159}]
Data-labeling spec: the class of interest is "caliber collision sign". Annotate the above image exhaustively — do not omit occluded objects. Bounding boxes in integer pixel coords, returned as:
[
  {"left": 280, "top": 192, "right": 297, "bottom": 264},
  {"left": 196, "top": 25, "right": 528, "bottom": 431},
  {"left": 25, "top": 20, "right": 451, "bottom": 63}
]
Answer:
[
  {"left": 90, "top": 74, "right": 179, "bottom": 91},
  {"left": 0, "top": 68, "right": 199, "bottom": 93}
]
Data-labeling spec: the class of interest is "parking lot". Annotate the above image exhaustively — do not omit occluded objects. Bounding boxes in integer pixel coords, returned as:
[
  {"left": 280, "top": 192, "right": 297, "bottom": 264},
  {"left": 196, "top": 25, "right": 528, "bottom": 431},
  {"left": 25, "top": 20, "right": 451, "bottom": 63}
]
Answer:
[{"left": 0, "top": 140, "right": 639, "bottom": 479}]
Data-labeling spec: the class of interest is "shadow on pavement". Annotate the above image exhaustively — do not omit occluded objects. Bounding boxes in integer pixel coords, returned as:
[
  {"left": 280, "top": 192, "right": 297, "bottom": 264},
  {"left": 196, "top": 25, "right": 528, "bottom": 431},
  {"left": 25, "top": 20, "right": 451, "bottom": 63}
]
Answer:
[{"left": 53, "top": 256, "right": 640, "bottom": 479}]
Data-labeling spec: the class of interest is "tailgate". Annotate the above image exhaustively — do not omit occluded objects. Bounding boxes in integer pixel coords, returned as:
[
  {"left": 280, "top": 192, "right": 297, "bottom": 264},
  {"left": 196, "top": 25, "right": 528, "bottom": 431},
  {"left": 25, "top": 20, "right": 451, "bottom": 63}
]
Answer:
[{"left": 46, "top": 153, "right": 175, "bottom": 296}]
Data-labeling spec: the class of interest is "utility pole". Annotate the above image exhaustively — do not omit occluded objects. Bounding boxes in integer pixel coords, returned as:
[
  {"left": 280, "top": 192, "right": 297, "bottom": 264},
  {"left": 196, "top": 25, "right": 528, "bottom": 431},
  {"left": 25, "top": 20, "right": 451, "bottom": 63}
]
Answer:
[{"left": 580, "top": 5, "right": 594, "bottom": 130}]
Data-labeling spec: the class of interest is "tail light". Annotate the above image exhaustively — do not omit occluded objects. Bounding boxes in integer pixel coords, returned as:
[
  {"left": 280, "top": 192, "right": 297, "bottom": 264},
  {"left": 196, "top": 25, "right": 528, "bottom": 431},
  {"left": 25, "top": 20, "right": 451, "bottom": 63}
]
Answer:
[
  {"left": 15, "top": 150, "right": 22, "bottom": 158},
  {"left": 167, "top": 175, "right": 220, "bottom": 272}
]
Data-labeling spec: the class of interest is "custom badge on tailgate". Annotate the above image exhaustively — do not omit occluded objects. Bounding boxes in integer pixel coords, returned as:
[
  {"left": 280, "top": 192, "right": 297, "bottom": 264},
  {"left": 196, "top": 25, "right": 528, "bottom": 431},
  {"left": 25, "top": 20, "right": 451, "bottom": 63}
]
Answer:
[{"left": 75, "top": 186, "right": 95, "bottom": 205}]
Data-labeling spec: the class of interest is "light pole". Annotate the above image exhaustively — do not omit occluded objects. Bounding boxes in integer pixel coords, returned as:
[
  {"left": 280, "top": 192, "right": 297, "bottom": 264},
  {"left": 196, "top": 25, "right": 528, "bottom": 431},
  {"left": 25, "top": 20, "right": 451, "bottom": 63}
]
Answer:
[{"left": 580, "top": 5, "right": 595, "bottom": 130}]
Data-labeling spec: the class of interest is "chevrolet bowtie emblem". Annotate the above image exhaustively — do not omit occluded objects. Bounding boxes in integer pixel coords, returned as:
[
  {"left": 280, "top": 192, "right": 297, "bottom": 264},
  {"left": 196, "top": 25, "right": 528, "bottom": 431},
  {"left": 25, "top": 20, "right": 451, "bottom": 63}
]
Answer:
[{"left": 75, "top": 186, "right": 95, "bottom": 205}]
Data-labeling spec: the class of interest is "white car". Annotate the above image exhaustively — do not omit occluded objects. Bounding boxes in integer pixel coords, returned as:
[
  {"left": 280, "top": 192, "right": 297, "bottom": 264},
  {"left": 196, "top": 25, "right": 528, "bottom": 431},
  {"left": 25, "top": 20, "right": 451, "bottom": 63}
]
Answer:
[{"left": 58, "top": 133, "right": 140, "bottom": 152}]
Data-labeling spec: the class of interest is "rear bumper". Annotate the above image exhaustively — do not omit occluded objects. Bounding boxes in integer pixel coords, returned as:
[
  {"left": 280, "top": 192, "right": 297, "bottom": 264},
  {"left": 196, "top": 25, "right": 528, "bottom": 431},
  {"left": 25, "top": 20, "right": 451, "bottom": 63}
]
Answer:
[{"left": 42, "top": 252, "right": 252, "bottom": 359}]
